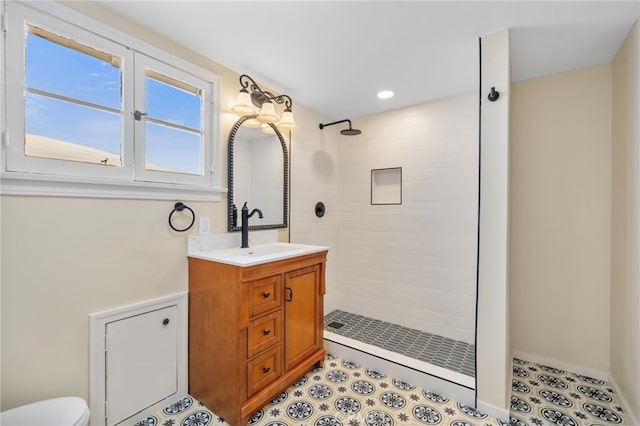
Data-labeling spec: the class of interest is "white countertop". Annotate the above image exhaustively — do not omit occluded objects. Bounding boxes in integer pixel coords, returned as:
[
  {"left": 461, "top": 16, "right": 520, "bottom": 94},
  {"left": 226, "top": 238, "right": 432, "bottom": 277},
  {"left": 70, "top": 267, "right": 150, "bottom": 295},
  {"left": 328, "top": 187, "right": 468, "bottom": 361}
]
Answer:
[{"left": 187, "top": 232, "right": 329, "bottom": 267}]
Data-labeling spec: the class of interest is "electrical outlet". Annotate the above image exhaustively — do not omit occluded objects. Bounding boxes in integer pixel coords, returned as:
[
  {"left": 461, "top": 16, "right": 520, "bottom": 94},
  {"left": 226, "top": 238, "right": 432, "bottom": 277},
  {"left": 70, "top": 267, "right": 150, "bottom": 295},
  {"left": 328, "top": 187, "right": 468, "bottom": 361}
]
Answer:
[{"left": 198, "top": 216, "right": 210, "bottom": 235}]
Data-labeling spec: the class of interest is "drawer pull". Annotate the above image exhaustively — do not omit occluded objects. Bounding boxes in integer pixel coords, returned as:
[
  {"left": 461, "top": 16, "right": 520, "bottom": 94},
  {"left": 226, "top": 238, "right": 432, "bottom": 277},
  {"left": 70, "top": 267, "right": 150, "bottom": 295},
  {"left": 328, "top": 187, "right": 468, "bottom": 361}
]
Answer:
[
  {"left": 263, "top": 329, "right": 271, "bottom": 336},
  {"left": 262, "top": 292, "right": 271, "bottom": 299},
  {"left": 262, "top": 367, "right": 271, "bottom": 374}
]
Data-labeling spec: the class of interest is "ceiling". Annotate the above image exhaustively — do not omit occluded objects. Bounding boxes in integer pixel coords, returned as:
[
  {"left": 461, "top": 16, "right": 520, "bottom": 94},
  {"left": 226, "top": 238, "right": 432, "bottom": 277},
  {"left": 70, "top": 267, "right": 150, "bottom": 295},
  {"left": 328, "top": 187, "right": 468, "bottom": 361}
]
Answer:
[{"left": 98, "top": 1, "right": 640, "bottom": 121}]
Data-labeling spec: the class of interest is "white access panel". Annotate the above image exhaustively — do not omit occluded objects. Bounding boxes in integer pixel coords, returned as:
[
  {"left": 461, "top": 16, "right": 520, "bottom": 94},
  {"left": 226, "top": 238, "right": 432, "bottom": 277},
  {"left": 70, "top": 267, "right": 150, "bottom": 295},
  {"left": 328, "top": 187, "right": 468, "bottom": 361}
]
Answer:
[{"left": 105, "top": 305, "right": 178, "bottom": 425}]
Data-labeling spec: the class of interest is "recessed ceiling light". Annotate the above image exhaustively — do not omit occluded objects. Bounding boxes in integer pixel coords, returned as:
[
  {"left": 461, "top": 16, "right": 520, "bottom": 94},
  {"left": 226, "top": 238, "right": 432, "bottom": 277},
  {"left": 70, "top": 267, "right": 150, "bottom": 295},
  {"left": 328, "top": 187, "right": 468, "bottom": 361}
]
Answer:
[{"left": 377, "top": 90, "right": 394, "bottom": 99}]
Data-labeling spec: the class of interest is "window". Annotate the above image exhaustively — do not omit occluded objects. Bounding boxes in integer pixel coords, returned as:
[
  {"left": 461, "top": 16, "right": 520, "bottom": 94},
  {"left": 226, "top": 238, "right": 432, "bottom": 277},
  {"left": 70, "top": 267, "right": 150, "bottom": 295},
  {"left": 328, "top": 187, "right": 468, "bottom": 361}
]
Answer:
[
  {"left": 2, "top": 2, "right": 221, "bottom": 199},
  {"left": 22, "top": 25, "right": 127, "bottom": 174},
  {"left": 134, "top": 55, "right": 212, "bottom": 187}
]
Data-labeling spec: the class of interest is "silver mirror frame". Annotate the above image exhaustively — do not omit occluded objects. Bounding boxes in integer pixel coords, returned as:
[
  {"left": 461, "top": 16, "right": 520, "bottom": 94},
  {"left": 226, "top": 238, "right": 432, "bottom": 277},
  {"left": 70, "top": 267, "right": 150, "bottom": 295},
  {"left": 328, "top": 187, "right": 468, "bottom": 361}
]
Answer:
[{"left": 227, "top": 114, "right": 289, "bottom": 232}]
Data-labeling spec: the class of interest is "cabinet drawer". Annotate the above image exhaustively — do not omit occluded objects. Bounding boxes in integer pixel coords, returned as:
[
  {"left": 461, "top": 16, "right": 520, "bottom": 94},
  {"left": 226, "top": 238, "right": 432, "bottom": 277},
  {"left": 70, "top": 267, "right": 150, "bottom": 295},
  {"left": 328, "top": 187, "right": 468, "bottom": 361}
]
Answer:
[
  {"left": 248, "top": 310, "right": 282, "bottom": 358},
  {"left": 249, "top": 275, "right": 282, "bottom": 317},
  {"left": 247, "top": 345, "right": 282, "bottom": 396}
]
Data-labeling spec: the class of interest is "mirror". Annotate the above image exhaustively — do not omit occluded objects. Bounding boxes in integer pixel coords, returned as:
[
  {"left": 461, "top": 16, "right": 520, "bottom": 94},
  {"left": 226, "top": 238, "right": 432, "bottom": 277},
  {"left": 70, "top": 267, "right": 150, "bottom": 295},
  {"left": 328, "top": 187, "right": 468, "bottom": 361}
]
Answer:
[{"left": 228, "top": 115, "right": 288, "bottom": 232}]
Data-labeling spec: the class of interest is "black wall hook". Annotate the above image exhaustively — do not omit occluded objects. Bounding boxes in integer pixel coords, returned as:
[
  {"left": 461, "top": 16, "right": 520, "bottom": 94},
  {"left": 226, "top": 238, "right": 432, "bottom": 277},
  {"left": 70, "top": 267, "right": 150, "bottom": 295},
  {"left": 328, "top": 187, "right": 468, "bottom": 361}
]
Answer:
[{"left": 488, "top": 87, "right": 500, "bottom": 102}]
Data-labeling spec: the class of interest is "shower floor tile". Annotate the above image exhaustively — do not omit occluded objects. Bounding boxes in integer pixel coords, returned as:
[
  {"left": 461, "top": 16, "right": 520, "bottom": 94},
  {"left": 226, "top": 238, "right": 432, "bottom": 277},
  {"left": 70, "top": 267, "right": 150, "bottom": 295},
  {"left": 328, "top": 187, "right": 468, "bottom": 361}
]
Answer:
[{"left": 324, "top": 309, "right": 476, "bottom": 377}]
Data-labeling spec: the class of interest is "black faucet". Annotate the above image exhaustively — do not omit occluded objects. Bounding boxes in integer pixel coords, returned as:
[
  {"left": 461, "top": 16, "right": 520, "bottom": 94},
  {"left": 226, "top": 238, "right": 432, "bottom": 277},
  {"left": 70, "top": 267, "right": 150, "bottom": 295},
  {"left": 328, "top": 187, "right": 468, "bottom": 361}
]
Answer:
[{"left": 241, "top": 202, "right": 263, "bottom": 248}]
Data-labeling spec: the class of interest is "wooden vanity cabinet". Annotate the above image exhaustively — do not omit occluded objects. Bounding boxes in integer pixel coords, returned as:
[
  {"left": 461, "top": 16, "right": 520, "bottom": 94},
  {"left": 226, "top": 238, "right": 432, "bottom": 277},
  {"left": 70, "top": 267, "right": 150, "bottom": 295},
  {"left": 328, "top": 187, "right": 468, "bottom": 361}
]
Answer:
[{"left": 188, "top": 251, "right": 327, "bottom": 425}]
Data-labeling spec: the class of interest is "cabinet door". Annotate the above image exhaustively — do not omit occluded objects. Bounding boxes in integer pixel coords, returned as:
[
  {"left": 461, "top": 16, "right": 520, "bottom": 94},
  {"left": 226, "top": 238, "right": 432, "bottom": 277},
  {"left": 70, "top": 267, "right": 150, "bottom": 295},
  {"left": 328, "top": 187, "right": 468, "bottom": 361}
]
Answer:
[
  {"left": 106, "top": 305, "right": 178, "bottom": 425},
  {"left": 284, "top": 265, "right": 321, "bottom": 370}
]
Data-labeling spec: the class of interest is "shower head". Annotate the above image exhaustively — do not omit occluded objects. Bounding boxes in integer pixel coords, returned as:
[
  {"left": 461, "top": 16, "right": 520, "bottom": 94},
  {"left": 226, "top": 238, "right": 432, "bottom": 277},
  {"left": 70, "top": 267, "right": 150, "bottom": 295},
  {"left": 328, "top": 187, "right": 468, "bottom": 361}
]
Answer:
[
  {"left": 340, "top": 128, "right": 361, "bottom": 136},
  {"left": 319, "top": 119, "right": 362, "bottom": 136}
]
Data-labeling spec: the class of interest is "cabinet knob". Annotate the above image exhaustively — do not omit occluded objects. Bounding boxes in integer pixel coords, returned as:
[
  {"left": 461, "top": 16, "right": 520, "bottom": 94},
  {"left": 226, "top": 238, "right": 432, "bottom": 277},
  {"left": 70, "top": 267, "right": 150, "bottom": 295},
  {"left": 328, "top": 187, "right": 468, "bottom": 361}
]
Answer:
[
  {"left": 263, "top": 329, "right": 271, "bottom": 336},
  {"left": 262, "top": 367, "right": 271, "bottom": 374},
  {"left": 162, "top": 318, "right": 170, "bottom": 326},
  {"left": 262, "top": 292, "right": 271, "bottom": 299}
]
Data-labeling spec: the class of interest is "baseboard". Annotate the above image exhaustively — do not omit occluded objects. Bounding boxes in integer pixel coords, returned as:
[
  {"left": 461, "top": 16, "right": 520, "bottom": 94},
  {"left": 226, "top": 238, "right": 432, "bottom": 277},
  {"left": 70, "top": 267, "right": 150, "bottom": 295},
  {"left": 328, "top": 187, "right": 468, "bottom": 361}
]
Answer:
[
  {"left": 476, "top": 400, "right": 509, "bottom": 423},
  {"left": 512, "top": 350, "right": 608, "bottom": 381},
  {"left": 608, "top": 374, "right": 639, "bottom": 426}
]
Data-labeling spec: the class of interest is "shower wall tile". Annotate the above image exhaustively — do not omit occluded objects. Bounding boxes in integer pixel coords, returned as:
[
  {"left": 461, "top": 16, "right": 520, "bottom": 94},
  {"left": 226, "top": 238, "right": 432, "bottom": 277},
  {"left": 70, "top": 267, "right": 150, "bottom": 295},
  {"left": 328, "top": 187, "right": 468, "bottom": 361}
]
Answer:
[
  {"left": 336, "top": 93, "right": 479, "bottom": 344},
  {"left": 289, "top": 106, "right": 341, "bottom": 313}
]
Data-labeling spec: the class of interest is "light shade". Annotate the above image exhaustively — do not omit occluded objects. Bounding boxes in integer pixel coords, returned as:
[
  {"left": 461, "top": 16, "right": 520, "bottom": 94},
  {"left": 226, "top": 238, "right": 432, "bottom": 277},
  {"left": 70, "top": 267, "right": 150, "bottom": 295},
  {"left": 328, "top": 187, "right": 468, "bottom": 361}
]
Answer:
[
  {"left": 278, "top": 110, "right": 298, "bottom": 130},
  {"left": 231, "top": 90, "right": 255, "bottom": 115},
  {"left": 256, "top": 101, "right": 278, "bottom": 123},
  {"left": 261, "top": 123, "right": 276, "bottom": 135}
]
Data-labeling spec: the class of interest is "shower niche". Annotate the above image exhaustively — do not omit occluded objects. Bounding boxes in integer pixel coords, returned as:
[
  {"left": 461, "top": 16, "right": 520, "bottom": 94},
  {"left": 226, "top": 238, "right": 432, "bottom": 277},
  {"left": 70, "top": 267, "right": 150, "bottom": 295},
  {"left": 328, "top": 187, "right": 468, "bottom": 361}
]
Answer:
[{"left": 371, "top": 167, "right": 402, "bottom": 205}]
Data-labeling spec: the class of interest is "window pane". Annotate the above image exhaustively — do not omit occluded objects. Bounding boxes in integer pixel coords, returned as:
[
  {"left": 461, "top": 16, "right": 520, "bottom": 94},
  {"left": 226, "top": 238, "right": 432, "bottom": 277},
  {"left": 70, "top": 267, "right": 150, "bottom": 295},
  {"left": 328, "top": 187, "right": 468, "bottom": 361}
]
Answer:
[
  {"left": 145, "top": 122, "right": 201, "bottom": 175},
  {"left": 26, "top": 28, "right": 121, "bottom": 110},
  {"left": 25, "top": 92, "right": 122, "bottom": 166},
  {"left": 145, "top": 76, "right": 201, "bottom": 130}
]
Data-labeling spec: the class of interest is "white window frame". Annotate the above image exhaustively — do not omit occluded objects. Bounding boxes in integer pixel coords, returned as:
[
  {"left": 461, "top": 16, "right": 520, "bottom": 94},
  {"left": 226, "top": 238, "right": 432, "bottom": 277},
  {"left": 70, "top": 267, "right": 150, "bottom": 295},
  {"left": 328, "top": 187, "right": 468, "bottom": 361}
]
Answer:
[
  {"left": 0, "top": 1, "right": 224, "bottom": 201},
  {"left": 4, "top": 5, "right": 135, "bottom": 181}
]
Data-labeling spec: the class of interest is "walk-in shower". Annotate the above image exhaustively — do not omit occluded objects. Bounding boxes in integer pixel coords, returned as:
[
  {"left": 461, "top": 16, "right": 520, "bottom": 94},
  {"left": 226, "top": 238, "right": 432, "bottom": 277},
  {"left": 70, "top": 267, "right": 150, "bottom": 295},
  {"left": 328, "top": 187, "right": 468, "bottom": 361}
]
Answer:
[{"left": 313, "top": 91, "right": 480, "bottom": 406}]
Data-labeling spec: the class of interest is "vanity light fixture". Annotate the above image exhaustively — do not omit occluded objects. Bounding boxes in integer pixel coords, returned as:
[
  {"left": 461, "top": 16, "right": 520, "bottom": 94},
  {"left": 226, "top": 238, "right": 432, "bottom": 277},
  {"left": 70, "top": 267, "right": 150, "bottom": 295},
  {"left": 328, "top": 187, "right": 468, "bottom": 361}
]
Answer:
[{"left": 231, "top": 74, "right": 298, "bottom": 130}]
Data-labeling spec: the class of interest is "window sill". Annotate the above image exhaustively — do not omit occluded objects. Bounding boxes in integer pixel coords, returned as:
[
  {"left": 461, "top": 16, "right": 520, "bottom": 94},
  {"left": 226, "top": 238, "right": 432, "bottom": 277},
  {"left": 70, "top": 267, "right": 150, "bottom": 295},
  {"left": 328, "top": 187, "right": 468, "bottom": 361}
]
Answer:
[{"left": 0, "top": 172, "right": 227, "bottom": 201}]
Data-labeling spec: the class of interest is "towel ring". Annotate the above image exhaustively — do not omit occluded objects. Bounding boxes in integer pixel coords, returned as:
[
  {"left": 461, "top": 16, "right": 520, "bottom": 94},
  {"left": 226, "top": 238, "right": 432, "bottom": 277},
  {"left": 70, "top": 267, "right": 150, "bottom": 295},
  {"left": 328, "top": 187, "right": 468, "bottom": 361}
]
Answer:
[{"left": 168, "top": 202, "right": 195, "bottom": 232}]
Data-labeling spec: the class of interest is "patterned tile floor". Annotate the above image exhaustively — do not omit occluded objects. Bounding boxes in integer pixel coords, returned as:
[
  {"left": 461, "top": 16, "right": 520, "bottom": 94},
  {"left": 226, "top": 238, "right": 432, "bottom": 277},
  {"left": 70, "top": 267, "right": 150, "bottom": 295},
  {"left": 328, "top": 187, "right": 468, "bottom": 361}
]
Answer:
[
  {"left": 133, "top": 354, "right": 630, "bottom": 426},
  {"left": 509, "top": 357, "right": 628, "bottom": 426},
  {"left": 324, "top": 310, "right": 475, "bottom": 377}
]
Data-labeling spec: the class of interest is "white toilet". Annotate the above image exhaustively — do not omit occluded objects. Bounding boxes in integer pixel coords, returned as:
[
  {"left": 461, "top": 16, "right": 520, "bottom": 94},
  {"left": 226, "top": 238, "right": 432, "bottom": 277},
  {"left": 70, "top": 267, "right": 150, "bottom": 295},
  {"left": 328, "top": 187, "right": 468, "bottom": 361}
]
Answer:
[{"left": 0, "top": 397, "right": 90, "bottom": 426}]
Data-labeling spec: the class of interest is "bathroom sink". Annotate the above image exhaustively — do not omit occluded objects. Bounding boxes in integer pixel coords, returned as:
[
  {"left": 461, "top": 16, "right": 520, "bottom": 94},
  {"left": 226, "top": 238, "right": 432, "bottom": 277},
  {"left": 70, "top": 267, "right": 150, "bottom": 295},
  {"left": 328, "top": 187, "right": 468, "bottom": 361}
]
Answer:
[
  {"left": 188, "top": 242, "right": 328, "bottom": 267},
  {"left": 237, "top": 244, "right": 301, "bottom": 257}
]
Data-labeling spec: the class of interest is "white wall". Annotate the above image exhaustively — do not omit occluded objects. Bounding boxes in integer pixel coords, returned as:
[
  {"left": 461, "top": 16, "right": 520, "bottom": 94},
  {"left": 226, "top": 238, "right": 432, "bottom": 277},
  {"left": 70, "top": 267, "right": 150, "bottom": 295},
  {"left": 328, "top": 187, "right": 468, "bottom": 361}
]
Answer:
[
  {"left": 333, "top": 94, "right": 478, "bottom": 344},
  {"left": 289, "top": 105, "right": 340, "bottom": 312},
  {"left": 476, "top": 29, "right": 511, "bottom": 420},
  {"left": 509, "top": 63, "right": 613, "bottom": 374},
  {"left": 611, "top": 19, "right": 640, "bottom": 423}
]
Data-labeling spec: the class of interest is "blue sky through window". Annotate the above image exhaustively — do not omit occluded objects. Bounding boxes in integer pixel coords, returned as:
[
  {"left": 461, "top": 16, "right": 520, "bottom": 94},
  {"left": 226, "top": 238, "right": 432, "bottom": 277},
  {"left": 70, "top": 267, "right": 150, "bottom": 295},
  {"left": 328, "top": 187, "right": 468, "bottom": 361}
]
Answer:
[
  {"left": 24, "top": 30, "right": 203, "bottom": 175},
  {"left": 146, "top": 78, "right": 200, "bottom": 130},
  {"left": 26, "top": 33, "right": 121, "bottom": 109}
]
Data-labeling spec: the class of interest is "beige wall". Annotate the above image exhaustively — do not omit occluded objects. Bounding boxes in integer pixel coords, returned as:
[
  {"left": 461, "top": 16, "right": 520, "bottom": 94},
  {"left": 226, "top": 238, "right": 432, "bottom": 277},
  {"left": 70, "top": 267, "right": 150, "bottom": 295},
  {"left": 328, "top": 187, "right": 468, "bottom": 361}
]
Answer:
[
  {"left": 611, "top": 19, "right": 640, "bottom": 422},
  {"left": 0, "top": 1, "right": 298, "bottom": 410},
  {"left": 510, "top": 64, "right": 612, "bottom": 372},
  {"left": 1, "top": 197, "right": 219, "bottom": 410},
  {"left": 476, "top": 29, "right": 511, "bottom": 420}
]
